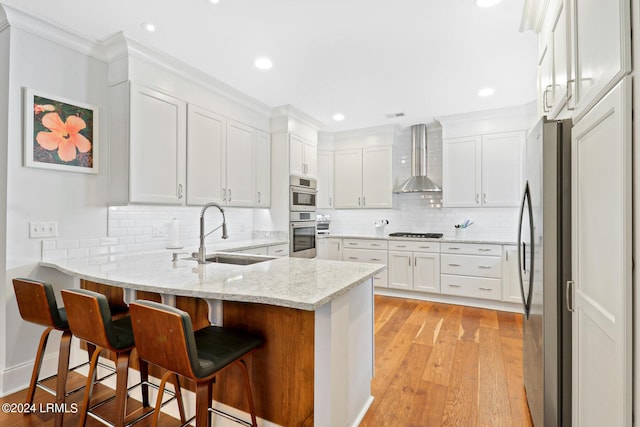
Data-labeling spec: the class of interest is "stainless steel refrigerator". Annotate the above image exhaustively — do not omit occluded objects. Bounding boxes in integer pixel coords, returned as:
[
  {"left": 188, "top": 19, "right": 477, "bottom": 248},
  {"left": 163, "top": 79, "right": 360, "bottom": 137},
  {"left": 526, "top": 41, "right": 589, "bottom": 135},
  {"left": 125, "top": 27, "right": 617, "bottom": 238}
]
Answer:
[{"left": 518, "top": 117, "right": 572, "bottom": 427}]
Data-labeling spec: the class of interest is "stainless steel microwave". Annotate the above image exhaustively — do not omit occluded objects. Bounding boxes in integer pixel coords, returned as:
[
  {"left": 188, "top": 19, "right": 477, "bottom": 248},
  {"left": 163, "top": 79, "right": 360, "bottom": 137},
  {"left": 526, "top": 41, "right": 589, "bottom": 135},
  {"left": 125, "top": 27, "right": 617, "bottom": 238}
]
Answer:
[{"left": 290, "top": 176, "right": 317, "bottom": 212}]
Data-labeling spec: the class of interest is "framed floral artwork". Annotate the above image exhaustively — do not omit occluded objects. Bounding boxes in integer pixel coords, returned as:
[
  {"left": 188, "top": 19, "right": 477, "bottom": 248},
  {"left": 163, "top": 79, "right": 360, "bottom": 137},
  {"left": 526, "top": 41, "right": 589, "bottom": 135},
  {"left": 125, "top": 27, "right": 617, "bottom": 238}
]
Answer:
[{"left": 24, "top": 88, "right": 98, "bottom": 174}]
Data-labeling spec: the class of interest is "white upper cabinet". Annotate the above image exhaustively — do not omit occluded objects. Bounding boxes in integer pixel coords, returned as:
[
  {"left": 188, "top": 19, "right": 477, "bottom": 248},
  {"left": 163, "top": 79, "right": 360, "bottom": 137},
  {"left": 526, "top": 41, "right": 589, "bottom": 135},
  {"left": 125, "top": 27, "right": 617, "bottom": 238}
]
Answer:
[
  {"left": 443, "top": 131, "right": 524, "bottom": 208},
  {"left": 334, "top": 146, "right": 393, "bottom": 209},
  {"left": 225, "top": 120, "right": 256, "bottom": 207},
  {"left": 255, "top": 131, "right": 271, "bottom": 207},
  {"left": 290, "top": 134, "right": 317, "bottom": 177},
  {"left": 317, "top": 151, "right": 333, "bottom": 209},
  {"left": 570, "top": 0, "right": 630, "bottom": 120},
  {"left": 333, "top": 149, "right": 362, "bottom": 208},
  {"left": 442, "top": 136, "right": 481, "bottom": 207},
  {"left": 186, "top": 104, "right": 226, "bottom": 206},
  {"left": 109, "top": 82, "right": 187, "bottom": 205}
]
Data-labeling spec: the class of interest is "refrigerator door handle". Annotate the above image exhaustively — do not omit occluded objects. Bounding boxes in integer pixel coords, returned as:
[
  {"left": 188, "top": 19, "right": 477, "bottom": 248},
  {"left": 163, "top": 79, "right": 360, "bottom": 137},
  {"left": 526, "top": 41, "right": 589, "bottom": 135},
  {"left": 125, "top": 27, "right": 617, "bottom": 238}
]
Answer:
[
  {"left": 517, "top": 182, "right": 535, "bottom": 318},
  {"left": 566, "top": 280, "right": 575, "bottom": 312},
  {"left": 517, "top": 183, "right": 528, "bottom": 316}
]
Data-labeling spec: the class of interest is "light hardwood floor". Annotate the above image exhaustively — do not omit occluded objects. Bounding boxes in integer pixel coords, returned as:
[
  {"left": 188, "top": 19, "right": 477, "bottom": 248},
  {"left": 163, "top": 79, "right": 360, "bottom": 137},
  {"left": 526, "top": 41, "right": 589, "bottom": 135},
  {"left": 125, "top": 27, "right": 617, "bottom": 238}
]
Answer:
[
  {"left": 361, "top": 295, "right": 533, "bottom": 427},
  {"left": 1, "top": 295, "right": 532, "bottom": 426}
]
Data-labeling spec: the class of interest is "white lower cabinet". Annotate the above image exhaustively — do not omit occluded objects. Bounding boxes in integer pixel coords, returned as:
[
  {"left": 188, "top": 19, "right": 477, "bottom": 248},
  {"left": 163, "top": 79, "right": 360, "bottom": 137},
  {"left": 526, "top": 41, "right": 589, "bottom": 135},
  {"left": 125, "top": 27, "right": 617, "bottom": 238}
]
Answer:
[
  {"left": 267, "top": 243, "right": 289, "bottom": 257},
  {"left": 502, "top": 245, "right": 521, "bottom": 303},
  {"left": 388, "top": 241, "right": 440, "bottom": 293},
  {"left": 440, "top": 243, "right": 502, "bottom": 301},
  {"left": 341, "top": 239, "right": 388, "bottom": 287},
  {"left": 318, "top": 237, "right": 342, "bottom": 260}
]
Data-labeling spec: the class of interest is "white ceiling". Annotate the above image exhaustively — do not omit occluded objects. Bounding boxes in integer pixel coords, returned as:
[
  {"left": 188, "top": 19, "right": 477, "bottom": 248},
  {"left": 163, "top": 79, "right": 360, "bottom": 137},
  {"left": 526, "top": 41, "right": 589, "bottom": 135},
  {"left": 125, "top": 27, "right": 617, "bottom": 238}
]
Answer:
[{"left": 2, "top": 0, "right": 538, "bottom": 132}]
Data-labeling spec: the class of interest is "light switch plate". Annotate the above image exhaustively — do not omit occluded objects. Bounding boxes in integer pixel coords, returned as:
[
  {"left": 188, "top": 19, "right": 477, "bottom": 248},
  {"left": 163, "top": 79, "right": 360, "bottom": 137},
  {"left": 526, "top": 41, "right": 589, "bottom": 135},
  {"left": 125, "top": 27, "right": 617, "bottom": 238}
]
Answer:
[{"left": 29, "top": 221, "right": 58, "bottom": 238}]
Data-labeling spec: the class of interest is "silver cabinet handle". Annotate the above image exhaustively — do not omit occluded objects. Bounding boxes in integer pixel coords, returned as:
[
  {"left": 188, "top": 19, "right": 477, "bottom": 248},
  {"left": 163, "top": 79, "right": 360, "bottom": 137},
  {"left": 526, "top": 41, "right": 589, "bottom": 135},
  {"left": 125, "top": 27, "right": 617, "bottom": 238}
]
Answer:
[
  {"left": 348, "top": 256, "right": 358, "bottom": 260},
  {"left": 358, "top": 197, "right": 361, "bottom": 206},
  {"left": 506, "top": 251, "right": 509, "bottom": 261},
  {"left": 566, "top": 280, "right": 575, "bottom": 312},
  {"left": 348, "top": 242, "right": 357, "bottom": 246},
  {"left": 329, "top": 196, "right": 332, "bottom": 207},
  {"left": 177, "top": 184, "right": 183, "bottom": 199},
  {"left": 479, "top": 287, "right": 492, "bottom": 291},
  {"left": 448, "top": 263, "right": 461, "bottom": 267},
  {"left": 222, "top": 188, "right": 227, "bottom": 202},
  {"left": 371, "top": 258, "right": 382, "bottom": 262},
  {"left": 274, "top": 249, "right": 284, "bottom": 253},
  {"left": 228, "top": 189, "right": 232, "bottom": 202},
  {"left": 396, "top": 245, "right": 407, "bottom": 248},
  {"left": 363, "top": 196, "right": 366, "bottom": 206},
  {"left": 476, "top": 193, "right": 480, "bottom": 204},
  {"left": 448, "top": 247, "right": 461, "bottom": 250},
  {"left": 257, "top": 191, "right": 261, "bottom": 204},
  {"left": 478, "top": 249, "right": 491, "bottom": 252},
  {"left": 543, "top": 85, "right": 552, "bottom": 112},
  {"left": 483, "top": 193, "right": 487, "bottom": 204},
  {"left": 372, "top": 243, "right": 381, "bottom": 247},
  {"left": 478, "top": 265, "right": 492, "bottom": 269},
  {"left": 449, "top": 284, "right": 461, "bottom": 288}
]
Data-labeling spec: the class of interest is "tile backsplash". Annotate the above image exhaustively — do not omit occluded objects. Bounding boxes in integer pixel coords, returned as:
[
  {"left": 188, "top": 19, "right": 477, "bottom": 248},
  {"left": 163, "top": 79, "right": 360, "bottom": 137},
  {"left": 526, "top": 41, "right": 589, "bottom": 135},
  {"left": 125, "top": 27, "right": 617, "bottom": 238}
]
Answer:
[{"left": 42, "top": 205, "right": 286, "bottom": 262}]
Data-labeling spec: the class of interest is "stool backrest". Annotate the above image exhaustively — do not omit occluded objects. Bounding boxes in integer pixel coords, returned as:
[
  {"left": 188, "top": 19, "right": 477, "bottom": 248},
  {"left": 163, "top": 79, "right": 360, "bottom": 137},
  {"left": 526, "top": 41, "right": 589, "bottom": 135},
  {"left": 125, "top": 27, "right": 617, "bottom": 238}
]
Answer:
[
  {"left": 129, "top": 300, "right": 199, "bottom": 379},
  {"left": 60, "top": 289, "right": 127, "bottom": 351},
  {"left": 13, "top": 278, "right": 67, "bottom": 329}
]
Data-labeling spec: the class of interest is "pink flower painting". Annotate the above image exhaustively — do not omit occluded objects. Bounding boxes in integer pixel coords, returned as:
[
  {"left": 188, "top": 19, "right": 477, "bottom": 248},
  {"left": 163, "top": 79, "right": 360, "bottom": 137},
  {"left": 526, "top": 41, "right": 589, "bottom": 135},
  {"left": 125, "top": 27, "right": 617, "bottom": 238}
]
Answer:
[{"left": 28, "top": 91, "right": 96, "bottom": 172}]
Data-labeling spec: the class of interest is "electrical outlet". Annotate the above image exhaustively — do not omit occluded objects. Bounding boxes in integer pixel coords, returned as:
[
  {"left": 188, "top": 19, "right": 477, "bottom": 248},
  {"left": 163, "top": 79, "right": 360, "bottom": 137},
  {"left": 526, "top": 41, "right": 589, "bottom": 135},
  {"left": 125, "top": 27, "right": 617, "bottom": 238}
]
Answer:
[
  {"left": 152, "top": 226, "right": 165, "bottom": 238},
  {"left": 29, "top": 221, "right": 58, "bottom": 238}
]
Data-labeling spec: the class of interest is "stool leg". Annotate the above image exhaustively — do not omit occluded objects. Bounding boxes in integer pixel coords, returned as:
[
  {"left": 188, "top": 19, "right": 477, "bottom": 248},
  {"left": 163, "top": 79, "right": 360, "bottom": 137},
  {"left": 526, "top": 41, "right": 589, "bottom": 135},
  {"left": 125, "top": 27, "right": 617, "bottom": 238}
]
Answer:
[
  {"left": 113, "top": 351, "right": 131, "bottom": 427},
  {"left": 54, "top": 330, "right": 72, "bottom": 427},
  {"left": 195, "top": 381, "right": 212, "bottom": 427},
  {"left": 172, "top": 373, "right": 186, "bottom": 424},
  {"left": 79, "top": 347, "right": 102, "bottom": 427},
  {"left": 26, "top": 327, "right": 54, "bottom": 404},
  {"left": 237, "top": 359, "right": 258, "bottom": 427},
  {"left": 151, "top": 371, "right": 173, "bottom": 427},
  {"left": 139, "top": 358, "right": 149, "bottom": 407}
]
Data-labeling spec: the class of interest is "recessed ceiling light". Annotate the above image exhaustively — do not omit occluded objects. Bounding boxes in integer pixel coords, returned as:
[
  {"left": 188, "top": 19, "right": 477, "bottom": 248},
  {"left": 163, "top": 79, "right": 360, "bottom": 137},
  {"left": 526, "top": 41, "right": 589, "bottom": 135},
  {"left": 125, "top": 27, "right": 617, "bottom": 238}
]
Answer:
[
  {"left": 332, "top": 113, "right": 345, "bottom": 121},
  {"left": 208, "top": 0, "right": 220, "bottom": 3},
  {"left": 478, "top": 87, "right": 495, "bottom": 97},
  {"left": 476, "top": 0, "right": 501, "bottom": 7},
  {"left": 254, "top": 57, "right": 273, "bottom": 70},
  {"left": 141, "top": 22, "right": 156, "bottom": 32}
]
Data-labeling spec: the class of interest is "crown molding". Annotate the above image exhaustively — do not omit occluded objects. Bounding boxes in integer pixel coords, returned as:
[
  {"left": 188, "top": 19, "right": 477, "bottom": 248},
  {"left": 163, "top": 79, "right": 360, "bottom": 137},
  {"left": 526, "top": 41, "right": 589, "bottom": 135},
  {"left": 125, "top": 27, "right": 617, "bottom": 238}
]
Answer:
[
  {"left": 0, "top": 3, "right": 104, "bottom": 60},
  {"left": 520, "top": 0, "right": 549, "bottom": 33},
  {"left": 270, "top": 105, "right": 324, "bottom": 131}
]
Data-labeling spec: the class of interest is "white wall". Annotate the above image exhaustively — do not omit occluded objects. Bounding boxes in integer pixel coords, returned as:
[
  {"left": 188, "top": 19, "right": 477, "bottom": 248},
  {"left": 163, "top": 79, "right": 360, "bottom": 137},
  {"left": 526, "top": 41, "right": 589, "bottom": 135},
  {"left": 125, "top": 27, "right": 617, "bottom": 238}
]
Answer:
[
  {"left": 0, "top": 16, "right": 10, "bottom": 381},
  {"left": 1, "top": 23, "right": 110, "bottom": 395}
]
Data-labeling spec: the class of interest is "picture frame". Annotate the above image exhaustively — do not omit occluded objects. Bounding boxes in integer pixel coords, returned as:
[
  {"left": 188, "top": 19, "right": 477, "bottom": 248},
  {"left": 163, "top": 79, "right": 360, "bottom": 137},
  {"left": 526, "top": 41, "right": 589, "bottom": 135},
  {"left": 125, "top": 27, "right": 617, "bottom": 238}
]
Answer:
[{"left": 24, "top": 88, "right": 98, "bottom": 174}]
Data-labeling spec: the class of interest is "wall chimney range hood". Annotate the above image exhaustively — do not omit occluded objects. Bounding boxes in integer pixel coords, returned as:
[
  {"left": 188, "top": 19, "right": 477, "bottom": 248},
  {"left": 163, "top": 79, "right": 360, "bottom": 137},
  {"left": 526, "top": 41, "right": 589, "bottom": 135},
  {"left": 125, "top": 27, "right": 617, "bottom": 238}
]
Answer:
[{"left": 394, "top": 124, "right": 442, "bottom": 193}]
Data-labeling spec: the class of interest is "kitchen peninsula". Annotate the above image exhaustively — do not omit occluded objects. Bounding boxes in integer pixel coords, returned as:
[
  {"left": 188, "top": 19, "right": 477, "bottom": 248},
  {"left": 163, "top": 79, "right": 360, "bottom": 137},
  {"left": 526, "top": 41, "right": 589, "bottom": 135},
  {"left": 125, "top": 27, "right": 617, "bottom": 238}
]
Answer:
[{"left": 42, "top": 251, "right": 383, "bottom": 427}]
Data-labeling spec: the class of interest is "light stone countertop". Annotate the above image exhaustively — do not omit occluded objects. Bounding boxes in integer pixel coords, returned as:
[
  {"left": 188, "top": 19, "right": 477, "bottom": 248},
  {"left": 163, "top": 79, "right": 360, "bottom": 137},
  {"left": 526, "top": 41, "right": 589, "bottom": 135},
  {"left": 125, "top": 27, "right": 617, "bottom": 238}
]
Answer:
[{"left": 41, "top": 250, "right": 384, "bottom": 311}]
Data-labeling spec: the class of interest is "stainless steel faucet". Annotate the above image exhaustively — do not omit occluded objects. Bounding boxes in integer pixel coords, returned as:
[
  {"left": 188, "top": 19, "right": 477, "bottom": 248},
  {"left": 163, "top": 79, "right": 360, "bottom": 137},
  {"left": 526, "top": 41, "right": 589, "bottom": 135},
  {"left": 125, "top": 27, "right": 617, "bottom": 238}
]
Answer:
[{"left": 198, "top": 202, "right": 228, "bottom": 263}]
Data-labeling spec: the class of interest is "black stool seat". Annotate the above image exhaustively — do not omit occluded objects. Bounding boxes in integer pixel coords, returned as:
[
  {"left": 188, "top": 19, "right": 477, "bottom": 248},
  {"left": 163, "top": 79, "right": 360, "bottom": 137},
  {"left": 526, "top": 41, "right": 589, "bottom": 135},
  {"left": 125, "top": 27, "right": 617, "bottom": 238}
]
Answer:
[{"left": 192, "top": 325, "right": 264, "bottom": 378}]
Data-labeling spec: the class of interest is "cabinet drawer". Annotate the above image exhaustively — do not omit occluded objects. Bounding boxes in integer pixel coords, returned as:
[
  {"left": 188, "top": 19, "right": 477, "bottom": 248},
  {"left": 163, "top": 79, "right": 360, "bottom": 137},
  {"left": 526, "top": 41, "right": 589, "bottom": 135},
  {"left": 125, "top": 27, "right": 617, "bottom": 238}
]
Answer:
[
  {"left": 441, "top": 254, "right": 502, "bottom": 278},
  {"left": 342, "top": 248, "right": 387, "bottom": 264},
  {"left": 388, "top": 240, "right": 440, "bottom": 252},
  {"left": 441, "top": 274, "right": 501, "bottom": 300},
  {"left": 267, "top": 243, "right": 289, "bottom": 257},
  {"left": 372, "top": 270, "right": 388, "bottom": 288},
  {"left": 440, "top": 242, "right": 502, "bottom": 256},
  {"left": 342, "top": 239, "right": 388, "bottom": 250}
]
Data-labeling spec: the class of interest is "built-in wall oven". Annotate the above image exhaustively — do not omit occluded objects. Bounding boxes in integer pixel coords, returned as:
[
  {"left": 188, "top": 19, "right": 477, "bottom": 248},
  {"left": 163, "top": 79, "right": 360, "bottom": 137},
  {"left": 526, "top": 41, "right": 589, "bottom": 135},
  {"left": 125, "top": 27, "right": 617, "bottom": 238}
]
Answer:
[
  {"left": 289, "top": 176, "right": 317, "bottom": 258},
  {"left": 290, "top": 212, "right": 317, "bottom": 258},
  {"left": 290, "top": 176, "right": 317, "bottom": 212}
]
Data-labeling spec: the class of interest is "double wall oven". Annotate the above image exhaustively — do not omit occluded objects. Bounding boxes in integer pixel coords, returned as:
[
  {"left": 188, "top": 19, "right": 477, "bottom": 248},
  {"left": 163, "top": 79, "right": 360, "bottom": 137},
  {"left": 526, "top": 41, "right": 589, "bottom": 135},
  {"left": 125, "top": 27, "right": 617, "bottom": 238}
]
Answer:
[{"left": 290, "top": 176, "right": 317, "bottom": 258}]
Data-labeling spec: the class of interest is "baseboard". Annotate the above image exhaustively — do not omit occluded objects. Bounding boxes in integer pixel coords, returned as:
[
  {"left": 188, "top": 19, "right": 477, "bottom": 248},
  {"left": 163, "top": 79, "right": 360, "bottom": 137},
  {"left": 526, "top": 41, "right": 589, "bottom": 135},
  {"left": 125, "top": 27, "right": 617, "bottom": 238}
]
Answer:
[
  {"left": 374, "top": 288, "right": 523, "bottom": 313},
  {"left": 351, "top": 395, "right": 374, "bottom": 427},
  {"left": 0, "top": 352, "right": 59, "bottom": 398}
]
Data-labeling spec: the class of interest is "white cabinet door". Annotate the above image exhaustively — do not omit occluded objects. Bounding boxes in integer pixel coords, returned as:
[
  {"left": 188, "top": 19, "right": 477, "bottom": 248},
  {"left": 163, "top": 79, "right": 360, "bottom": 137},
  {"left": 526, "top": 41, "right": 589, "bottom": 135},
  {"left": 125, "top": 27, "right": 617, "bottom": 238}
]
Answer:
[
  {"left": 571, "top": 78, "right": 631, "bottom": 427},
  {"left": 539, "top": 42, "right": 554, "bottom": 116},
  {"left": 326, "top": 238, "right": 341, "bottom": 260},
  {"left": 388, "top": 251, "right": 412, "bottom": 290},
  {"left": 413, "top": 253, "right": 440, "bottom": 293},
  {"left": 550, "top": 0, "right": 568, "bottom": 116},
  {"left": 443, "top": 136, "right": 481, "bottom": 207},
  {"left": 317, "top": 151, "right": 333, "bottom": 209},
  {"left": 255, "top": 130, "right": 270, "bottom": 207},
  {"left": 226, "top": 120, "right": 255, "bottom": 207},
  {"left": 334, "top": 149, "right": 363, "bottom": 208},
  {"left": 186, "top": 105, "right": 226, "bottom": 205},
  {"left": 362, "top": 146, "right": 393, "bottom": 208},
  {"left": 571, "top": 0, "right": 630, "bottom": 121},
  {"left": 481, "top": 131, "right": 524, "bottom": 207},
  {"left": 129, "top": 83, "right": 186, "bottom": 204},
  {"left": 304, "top": 139, "right": 317, "bottom": 176},
  {"left": 502, "top": 245, "right": 521, "bottom": 303},
  {"left": 289, "top": 134, "right": 305, "bottom": 176}
]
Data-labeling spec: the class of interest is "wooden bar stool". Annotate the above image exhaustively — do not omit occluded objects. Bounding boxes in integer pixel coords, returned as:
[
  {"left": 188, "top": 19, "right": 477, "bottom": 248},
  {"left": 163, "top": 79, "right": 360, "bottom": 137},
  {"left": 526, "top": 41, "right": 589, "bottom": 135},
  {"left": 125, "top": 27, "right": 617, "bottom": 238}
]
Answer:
[
  {"left": 60, "top": 289, "right": 167, "bottom": 427},
  {"left": 129, "top": 300, "right": 264, "bottom": 427},
  {"left": 13, "top": 278, "right": 83, "bottom": 427}
]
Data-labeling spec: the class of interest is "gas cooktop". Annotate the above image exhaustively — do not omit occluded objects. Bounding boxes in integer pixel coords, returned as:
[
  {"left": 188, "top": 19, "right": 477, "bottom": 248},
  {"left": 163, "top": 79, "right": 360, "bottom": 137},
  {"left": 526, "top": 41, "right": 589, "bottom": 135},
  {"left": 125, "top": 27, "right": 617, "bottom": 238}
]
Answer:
[{"left": 388, "top": 232, "right": 444, "bottom": 239}]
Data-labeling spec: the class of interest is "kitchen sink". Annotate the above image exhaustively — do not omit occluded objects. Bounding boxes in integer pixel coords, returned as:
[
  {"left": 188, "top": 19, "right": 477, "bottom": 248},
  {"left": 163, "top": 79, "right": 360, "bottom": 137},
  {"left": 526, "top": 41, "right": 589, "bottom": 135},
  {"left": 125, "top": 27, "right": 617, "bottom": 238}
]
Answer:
[{"left": 181, "top": 252, "right": 276, "bottom": 265}]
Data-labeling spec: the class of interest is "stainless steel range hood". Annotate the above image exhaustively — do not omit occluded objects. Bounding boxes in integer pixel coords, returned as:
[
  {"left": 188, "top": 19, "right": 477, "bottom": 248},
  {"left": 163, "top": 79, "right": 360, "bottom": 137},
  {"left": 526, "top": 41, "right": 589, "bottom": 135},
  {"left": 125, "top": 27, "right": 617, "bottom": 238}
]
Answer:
[{"left": 394, "top": 124, "right": 442, "bottom": 193}]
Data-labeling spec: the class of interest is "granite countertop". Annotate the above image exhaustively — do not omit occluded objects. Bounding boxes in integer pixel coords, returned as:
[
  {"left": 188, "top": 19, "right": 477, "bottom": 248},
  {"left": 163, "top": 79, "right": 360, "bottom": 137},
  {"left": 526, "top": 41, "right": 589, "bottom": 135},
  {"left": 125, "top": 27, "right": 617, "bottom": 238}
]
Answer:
[
  {"left": 317, "top": 233, "right": 517, "bottom": 246},
  {"left": 41, "top": 250, "right": 384, "bottom": 311}
]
